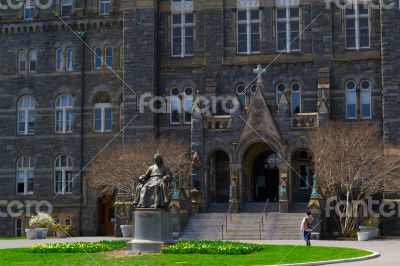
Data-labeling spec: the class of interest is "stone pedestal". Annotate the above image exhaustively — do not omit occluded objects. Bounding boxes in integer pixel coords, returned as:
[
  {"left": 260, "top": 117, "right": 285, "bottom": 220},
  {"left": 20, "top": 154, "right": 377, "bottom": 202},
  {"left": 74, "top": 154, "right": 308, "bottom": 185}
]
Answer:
[{"left": 127, "top": 208, "right": 174, "bottom": 254}]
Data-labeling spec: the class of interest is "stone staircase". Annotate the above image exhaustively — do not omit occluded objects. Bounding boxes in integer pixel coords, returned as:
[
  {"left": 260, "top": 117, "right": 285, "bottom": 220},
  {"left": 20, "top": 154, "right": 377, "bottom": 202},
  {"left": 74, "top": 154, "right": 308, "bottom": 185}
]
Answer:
[{"left": 180, "top": 202, "right": 305, "bottom": 240}]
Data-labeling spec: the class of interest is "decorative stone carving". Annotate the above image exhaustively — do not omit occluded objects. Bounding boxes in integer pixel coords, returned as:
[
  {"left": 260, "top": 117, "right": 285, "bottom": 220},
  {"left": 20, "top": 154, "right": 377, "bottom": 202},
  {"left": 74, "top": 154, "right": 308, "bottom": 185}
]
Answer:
[
  {"left": 236, "top": 0, "right": 260, "bottom": 9},
  {"left": 191, "top": 150, "right": 202, "bottom": 169},
  {"left": 171, "top": 1, "right": 194, "bottom": 13},
  {"left": 275, "top": 0, "right": 300, "bottom": 7}
]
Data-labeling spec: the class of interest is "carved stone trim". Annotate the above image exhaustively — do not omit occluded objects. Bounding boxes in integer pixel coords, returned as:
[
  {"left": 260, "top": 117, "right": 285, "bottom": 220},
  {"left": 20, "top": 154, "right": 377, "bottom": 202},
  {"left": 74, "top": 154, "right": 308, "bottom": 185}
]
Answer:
[
  {"left": 171, "top": 1, "right": 194, "bottom": 13},
  {"left": 236, "top": 0, "right": 260, "bottom": 9}
]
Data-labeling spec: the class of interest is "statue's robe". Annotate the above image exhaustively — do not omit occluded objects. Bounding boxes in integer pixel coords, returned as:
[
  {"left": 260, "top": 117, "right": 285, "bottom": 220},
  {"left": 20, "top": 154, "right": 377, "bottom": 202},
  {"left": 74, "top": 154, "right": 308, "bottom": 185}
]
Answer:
[{"left": 134, "top": 164, "right": 172, "bottom": 208}]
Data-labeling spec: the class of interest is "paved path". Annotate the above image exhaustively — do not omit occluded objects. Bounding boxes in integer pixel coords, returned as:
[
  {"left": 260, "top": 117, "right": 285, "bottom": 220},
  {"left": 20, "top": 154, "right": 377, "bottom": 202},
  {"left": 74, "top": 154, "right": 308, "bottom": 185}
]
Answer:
[{"left": 0, "top": 237, "right": 398, "bottom": 265}]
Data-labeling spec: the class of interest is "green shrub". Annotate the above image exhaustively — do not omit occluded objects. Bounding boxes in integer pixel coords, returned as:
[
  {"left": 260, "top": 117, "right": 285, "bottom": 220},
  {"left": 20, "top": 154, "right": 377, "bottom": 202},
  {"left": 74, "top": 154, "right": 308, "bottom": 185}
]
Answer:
[
  {"left": 162, "top": 240, "right": 264, "bottom": 255},
  {"left": 29, "top": 240, "right": 127, "bottom": 253},
  {"left": 51, "top": 224, "right": 74, "bottom": 234}
]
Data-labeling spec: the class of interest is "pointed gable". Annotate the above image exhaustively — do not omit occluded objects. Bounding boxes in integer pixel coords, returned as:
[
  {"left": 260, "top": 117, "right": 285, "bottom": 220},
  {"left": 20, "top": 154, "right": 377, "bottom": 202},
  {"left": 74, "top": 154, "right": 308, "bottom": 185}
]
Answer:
[{"left": 238, "top": 86, "right": 282, "bottom": 142}]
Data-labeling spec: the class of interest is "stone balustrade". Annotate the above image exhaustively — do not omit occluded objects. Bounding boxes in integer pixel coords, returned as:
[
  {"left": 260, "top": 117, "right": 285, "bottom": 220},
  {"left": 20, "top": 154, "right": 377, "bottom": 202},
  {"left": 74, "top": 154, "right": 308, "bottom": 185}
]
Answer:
[
  {"left": 290, "top": 113, "right": 318, "bottom": 129},
  {"left": 205, "top": 116, "right": 232, "bottom": 130}
]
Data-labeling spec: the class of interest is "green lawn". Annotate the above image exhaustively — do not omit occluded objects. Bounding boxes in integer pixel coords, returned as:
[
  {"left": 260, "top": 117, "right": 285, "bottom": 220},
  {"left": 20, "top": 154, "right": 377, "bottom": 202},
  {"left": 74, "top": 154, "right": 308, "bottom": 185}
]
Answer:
[{"left": 0, "top": 245, "right": 371, "bottom": 265}]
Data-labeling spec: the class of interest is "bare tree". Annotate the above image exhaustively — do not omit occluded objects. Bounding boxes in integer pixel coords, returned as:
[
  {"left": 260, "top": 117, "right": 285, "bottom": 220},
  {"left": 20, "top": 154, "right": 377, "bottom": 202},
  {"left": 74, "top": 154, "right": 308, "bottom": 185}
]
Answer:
[
  {"left": 309, "top": 122, "right": 400, "bottom": 236},
  {"left": 89, "top": 136, "right": 192, "bottom": 199}
]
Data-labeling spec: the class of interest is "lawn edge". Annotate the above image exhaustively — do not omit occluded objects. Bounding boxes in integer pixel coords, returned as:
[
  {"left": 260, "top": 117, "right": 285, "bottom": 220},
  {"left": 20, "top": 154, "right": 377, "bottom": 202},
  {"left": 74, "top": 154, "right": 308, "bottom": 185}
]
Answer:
[{"left": 277, "top": 250, "right": 380, "bottom": 266}]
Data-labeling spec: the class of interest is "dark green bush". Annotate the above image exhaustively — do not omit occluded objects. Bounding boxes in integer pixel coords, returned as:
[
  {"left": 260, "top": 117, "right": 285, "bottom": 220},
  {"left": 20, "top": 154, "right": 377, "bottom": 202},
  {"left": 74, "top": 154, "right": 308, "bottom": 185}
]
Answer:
[
  {"left": 162, "top": 240, "right": 264, "bottom": 255},
  {"left": 29, "top": 240, "right": 127, "bottom": 253}
]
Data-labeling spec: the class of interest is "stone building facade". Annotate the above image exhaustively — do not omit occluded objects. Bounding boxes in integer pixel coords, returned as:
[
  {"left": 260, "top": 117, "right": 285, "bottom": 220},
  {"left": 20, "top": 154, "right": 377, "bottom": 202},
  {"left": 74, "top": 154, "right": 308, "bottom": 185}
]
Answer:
[{"left": 0, "top": 0, "right": 399, "bottom": 236}]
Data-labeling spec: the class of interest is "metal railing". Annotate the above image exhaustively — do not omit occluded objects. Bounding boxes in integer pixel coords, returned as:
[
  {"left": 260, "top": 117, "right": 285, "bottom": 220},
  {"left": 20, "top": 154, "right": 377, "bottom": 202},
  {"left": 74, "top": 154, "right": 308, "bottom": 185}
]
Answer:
[
  {"left": 259, "top": 199, "right": 269, "bottom": 240},
  {"left": 217, "top": 205, "right": 232, "bottom": 240}
]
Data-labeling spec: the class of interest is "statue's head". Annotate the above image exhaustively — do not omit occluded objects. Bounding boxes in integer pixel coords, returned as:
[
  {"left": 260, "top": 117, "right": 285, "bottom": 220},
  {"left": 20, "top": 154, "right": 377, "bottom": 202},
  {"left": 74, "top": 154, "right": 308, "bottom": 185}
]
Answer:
[{"left": 154, "top": 153, "right": 163, "bottom": 166}]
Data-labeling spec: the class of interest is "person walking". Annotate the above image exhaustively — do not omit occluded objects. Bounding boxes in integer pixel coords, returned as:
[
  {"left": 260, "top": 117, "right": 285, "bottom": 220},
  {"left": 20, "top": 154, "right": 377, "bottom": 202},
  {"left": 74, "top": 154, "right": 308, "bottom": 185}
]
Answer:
[{"left": 300, "top": 211, "right": 313, "bottom": 246}]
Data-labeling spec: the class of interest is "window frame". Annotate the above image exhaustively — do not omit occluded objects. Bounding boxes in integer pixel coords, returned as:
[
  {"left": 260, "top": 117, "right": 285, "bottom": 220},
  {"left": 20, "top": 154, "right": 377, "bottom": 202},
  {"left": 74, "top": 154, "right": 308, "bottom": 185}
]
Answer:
[
  {"left": 345, "top": 1, "right": 370, "bottom": 50},
  {"left": 105, "top": 46, "right": 113, "bottom": 69},
  {"left": 94, "top": 47, "right": 103, "bottom": 69},
  {"left": 54, "top": 155, "right": 73, "bottom": 195},
  {"left": 170, "top": 87, "right": 181, "bottom": 125},
  {"left": 55, "top": 48, "right": 64, "bottom": 72},
  {"left": 55, "top": 94, "right": 74, "bottom": 134},
  {"left": 18, "top": 50, "right": 27, "bottom": 73},
  {"left": 290, "top": 82, "right": 302, "bottom": 114},
  {"left": 276, "top": 82, "right": 286, "bottom": 105},
  {"left": 28, "top": 50, "right": 37, "bottom": 73},
  {"left": 276, "top": 5, "right": 301, "bottom": 53},
  {"left": 183, "top": 86, "right": 193, "bottom": 125},
  {"left": 99, "top": 0, "right": 111, "bottom": 15},
  {"left": 345, "top": 80, "right": 357, "bottom": 119},
  {"left": 17, "top": 95, "right": 36, "bottom": 135},
  {"left": 360, "top": 80, "right": 372, "bottom": 119},
  {"left": 236, "top": 8, "right": 261, "bottom": 55},
  {"left": 61, "top": 0, "right": 73, "bottom": 18},
  {"left": 93, "top": 103, "right": 113, "bottom": 133},
  {"left": 171, "top": 10, "right": 195, "bottom": 57},
  {"left": 66, "top": 48, "right": 74, "bottom": 71},
  {"left": 24, "top": 1, "right": 36, "bottom": 20},
  {"left": 16, "top": 156, "right": 34, "bottom": 195}
]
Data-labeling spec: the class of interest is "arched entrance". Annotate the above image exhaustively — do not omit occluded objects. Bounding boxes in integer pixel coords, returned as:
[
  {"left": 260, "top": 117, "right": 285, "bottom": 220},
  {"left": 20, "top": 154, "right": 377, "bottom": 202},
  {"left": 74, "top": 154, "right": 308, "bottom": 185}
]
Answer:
[
  {"left": 242, "top": 142, "right": 281, "bottom": 202},
  {"left": 208, "top": 150, "right": 230, "bottom": 203}
]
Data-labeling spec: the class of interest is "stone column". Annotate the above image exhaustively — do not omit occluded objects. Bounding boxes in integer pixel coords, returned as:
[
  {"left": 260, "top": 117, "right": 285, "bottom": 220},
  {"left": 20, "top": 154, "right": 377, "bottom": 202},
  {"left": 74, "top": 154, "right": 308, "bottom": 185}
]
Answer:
[
  {"left": 229, "top": 164, "right": 240, "bottom": 213},
  {"left": 279, "top": 165, "right": 289, "bottom": 213}
]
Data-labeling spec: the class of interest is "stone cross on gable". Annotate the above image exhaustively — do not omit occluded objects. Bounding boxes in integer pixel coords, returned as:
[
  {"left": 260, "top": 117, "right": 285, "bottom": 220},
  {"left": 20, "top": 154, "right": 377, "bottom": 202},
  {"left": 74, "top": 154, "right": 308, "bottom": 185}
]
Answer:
[{"left": 253, "top": 64, "right": 264, "bottom": 85}]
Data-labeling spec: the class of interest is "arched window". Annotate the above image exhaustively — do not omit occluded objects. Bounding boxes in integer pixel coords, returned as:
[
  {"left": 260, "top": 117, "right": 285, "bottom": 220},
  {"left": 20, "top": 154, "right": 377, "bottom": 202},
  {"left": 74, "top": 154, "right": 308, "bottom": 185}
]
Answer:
[
  {"left": 360, "top": 80, "right": 371, "bottom": 118},
  {"left": 29, "top": 50, "right": 37, "bottom": 72},
  {"left": 346, "top": 80, "right": 357, "bottom": 119},
  {"left": 183, "top": 87, "right": 193, "bottom": 124},
  {"left": 24, "top": 1, "right": 36, "bottom": 20},
  {"left": 99, "top": 0, "right": 111, "bottom": 15},
  {"left": 54, "top": 155, "right": 73, "bottom": 194},
  {"left": 170, "top": 87, "right": 181, "bottom": 125},
  {"left": 18, "top": 95, "right": 35, "bottom": 135},
  {"left": 16, "top": 156, "right": 34, "bottom": 195},
  {"left": 290, "top": 82, "right": 301, "bottom": 113},
  {"left": 18, "top": 51, "right": 26, "bottom": 73},
  {"left": 250, "top": 84, "right": 257, "bottom": 95},
  {"left": 66, "top": 48, "right": 74, "bottom": 71},
  {"left": 236, "top": 84, "right": 247, "bottom": 107},
  {"left": 61, "top": 0, "right": 73, "bottom": 18},
  {"left": 93, "top": 93, "right": 112, "bottom": 132},
  {"left": 55, "top": 94, "right": 74, "bottom": 133},
  {"left": 55, "top": 48, "right": 64, "bottom": 71},
  {"left": 276, "top": 83, "right": 286, "bottom": 104},
  {"left": 105, "top": 47, "right": 113, "bottom": 68},
  {"left": 94, "top": 47, "right": 102, "bottom": 69}
]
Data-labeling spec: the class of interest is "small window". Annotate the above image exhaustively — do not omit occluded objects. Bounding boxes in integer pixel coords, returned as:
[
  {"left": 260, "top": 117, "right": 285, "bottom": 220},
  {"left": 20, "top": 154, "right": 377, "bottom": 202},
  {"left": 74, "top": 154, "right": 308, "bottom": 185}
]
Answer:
[
  {"left": 93, "top": 93, "right": 112, "bottom": 132},
  {"left": 54, "top": 155, "right": 73, "bottom": 194},
  {"left": 346, "top": 80, "right": 357, "bottom": 119},
  {"left": 16, "top": 156, "right": 34, "bottom": 195},
  {"left": 183, "top": 87, "right": 193, "bottom": 124},
  {"left": 236, "top": 84, "right": 247, "bottom": 107},
  {"left": 66, "top": 48, "right": 74, "bottom": 71},
  {"left": 24, "top": 1, "right": 36, "bottom": 20},
  {"left": 170, "top": 87, "right": 181, "bottom": 125},
  {"left": 55, "top": 94, "right": 74, "bottom": 133},
  {"left": 55, "top": 48, "right": 64, "bottom": 71},
  {"left": 291, "top": 82, "right": 301, "bottom": 114},
  {"left": 18, "top": 51, "right": 26, "bottom": 73},
  {"left": 276, "top": 83, "right": 286, "bottom": 104},
  {"left": 18, "top": 95, "right": 36, "bottom": 135},
  {"left": 360, "top": 80, "right": 371, "bottom": 118},
  {"left": 61, "top": 0, "right": 73, "bottom": 18},
  {"left": 94, "top": 48, "right": 102, "bottom": 69},
  {"left": 105, "top": 47, "right": 113, "bottom": 68},
  {"left": 99, "top": 0, "right": 111, "bottom": 15},
  {"left": 14, "top": 219, "right": 24, "bottom": 237},
  {"left": 29, "top": 50, "right": 37, "bottom": 72}
]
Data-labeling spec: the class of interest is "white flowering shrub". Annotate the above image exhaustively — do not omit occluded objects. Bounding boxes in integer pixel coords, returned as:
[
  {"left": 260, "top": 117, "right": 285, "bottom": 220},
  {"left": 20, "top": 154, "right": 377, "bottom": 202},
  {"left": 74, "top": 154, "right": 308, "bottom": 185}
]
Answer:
[{"left": 29, "top": 212, "right": 54, "bottom": 228}]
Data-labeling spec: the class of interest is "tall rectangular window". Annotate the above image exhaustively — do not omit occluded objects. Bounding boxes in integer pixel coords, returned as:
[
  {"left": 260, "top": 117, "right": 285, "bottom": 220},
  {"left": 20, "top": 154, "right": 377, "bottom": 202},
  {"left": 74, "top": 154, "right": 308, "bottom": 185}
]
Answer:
[
  {"left": 55, "top": 48, "right": 64, "bottom": 71},
  {"left": 29, "top": 50, "right": 37, "bottom": 72},
  {"left": 24, "top": 1, "right": 35, "bottom": 20},
  {"left": 99, "top": 0, "right": 111, "bottom": 15},
  {"left": 345, "top": 2, "right": 370, "bottom": 49},
  {"left": 171, "top": 12, "right": 194, "bottom": 57},
  {"left": 94, "top": 103, "right": 112, "bottom": 132},
  {"left": 237, "top": 9, "right": 260, "bottom": 54},
  {"left": 276, "top": 6, "right": 300, "bottom": 52},
  {"left": 105, "top": 47, "right": 113, "bottom": 68},
  {"left": 346, "top": 80, "right": 357, "bottom": 119},
  {"left": 18, "top": 51, "right": 26, "bottom": 73},
  {"left": 94, "top": 48, "right": 102, "bottom": 69}
]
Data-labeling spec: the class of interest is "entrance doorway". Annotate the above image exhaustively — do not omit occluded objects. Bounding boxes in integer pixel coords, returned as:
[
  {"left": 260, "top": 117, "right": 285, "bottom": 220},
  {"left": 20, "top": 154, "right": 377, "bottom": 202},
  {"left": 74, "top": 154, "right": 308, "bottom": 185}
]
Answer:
[
  {"left": 209, "top": 150, "right": 230, "bottom": 203},
  {"left": 97, "top": 198, "right": 115, "bottom": 236},
  {"left": 252, "top": 152, "right": 280, "bottom": 202}
]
